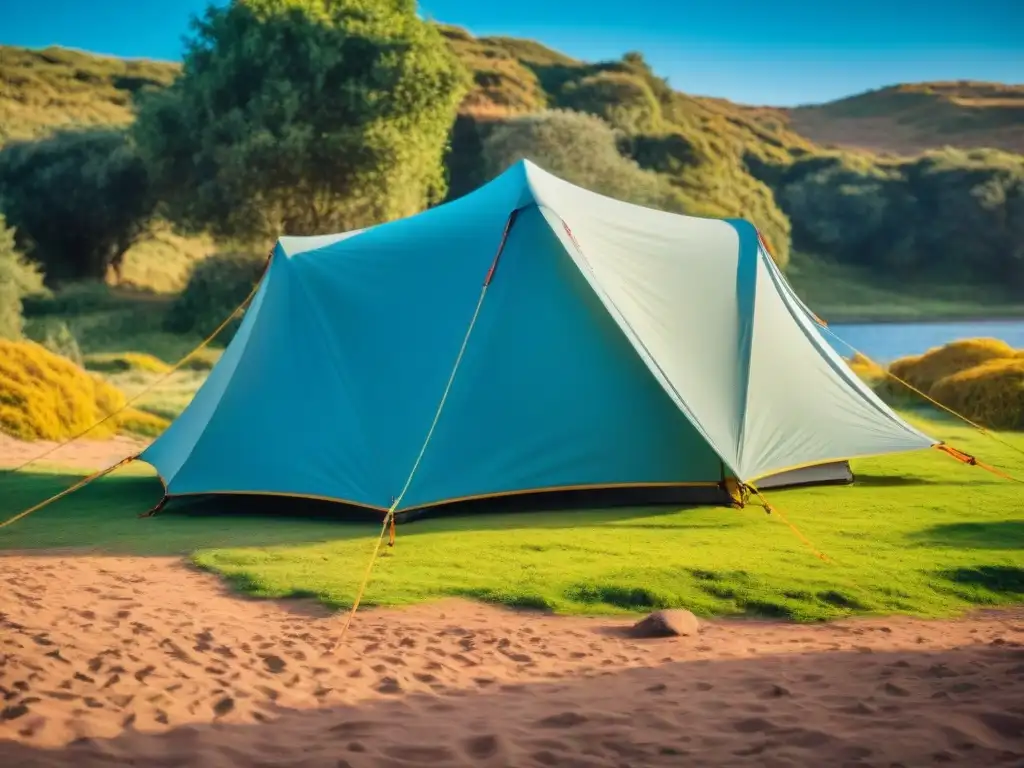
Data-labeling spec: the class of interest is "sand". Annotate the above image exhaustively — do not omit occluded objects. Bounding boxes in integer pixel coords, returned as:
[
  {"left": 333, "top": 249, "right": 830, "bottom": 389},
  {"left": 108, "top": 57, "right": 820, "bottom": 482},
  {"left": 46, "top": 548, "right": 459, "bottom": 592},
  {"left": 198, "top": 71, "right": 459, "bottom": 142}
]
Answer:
[
  {"left": 3, "top": 438, "right": 1024, "bottom": 766},
  {"left": 0, "top": 556, "right": 1021, "bottom": 767},
  {"left": 0, "top": 433, "right": 146, "bottom": 474}
]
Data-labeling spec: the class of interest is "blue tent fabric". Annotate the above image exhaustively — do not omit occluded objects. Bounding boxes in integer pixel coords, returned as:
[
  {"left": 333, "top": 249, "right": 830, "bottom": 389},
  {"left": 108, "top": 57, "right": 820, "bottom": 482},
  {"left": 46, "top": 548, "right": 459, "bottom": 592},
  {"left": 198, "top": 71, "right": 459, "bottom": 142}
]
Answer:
[{"left": 140, "top": 160, "right": 936, "bottom": 513}]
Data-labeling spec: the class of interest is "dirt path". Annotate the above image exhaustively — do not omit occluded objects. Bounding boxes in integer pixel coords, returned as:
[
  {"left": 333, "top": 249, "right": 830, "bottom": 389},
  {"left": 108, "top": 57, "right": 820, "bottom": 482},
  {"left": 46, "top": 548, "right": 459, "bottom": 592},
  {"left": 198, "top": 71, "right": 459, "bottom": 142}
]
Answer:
[{"left": 1, "top": 554, "right": 1022, "bottom": 767}]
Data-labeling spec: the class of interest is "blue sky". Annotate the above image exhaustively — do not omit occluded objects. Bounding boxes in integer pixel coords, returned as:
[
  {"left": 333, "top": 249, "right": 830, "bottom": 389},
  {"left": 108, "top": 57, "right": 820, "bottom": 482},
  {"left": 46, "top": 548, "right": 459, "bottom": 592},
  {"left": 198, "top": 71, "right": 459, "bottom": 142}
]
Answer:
[{"left": 2, "top": 0, "right": 1021, "bottom": 106}]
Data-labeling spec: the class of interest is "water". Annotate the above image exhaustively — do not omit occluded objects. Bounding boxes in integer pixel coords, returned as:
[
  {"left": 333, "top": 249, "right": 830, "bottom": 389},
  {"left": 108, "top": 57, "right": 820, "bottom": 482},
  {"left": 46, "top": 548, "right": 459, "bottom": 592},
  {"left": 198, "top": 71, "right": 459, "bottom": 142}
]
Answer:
[{"left": 826, "top": 320, "right": 1024, "bottom": 364}]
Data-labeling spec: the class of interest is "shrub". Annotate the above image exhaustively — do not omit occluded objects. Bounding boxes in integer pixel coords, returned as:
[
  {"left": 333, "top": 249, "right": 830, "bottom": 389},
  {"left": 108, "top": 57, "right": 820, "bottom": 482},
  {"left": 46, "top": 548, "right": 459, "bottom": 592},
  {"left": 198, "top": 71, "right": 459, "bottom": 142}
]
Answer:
[
  {"left": 873, "top": 337, "right": 1024, "bottom": 430},
  {"left": 0, "top": 128, "right": 155, "bottom": 283},
  {"left": 179, "top": 347, "right": 221, "bottom": 371},
  {"left": 930, "top": 358, "right": 1024, "bottom": 430},
  {"left": 164, "top": 251, "right": 266, "bottom": 338},
  {"left": 765, "top": 148, "right": 1024, "bottom": 295},
  {"left": 37, "top": 319, "right": 83, "bottom": 367},
  {"left": 117, "top": 406, "right": 170, "bottom": 438},
  {"left": 558, "top": 71, "right": 662, "bottom": 134},
  {"left": 19, "top": 281, "right": 124, "bottom": 317},
  {"left": 0, "top": 338, "right": 171, "bottom": 441},
  {"left": 482, "top": 109, "right": 684, "bottom": 212},
  {"left": 845, "top": 352, "right": 886, "bottom": 383},
  {"left": 886, "top": 338, "right": 1020, "bottom": 394},
  {"left": 0, "top": 213, "right": 45, "bottom": 340},
  {"left": 0, "top": 338, "right": 125, "bottom": 440},
  {"left": 83, "top": 352, "right": 172, "bottom": 374}
]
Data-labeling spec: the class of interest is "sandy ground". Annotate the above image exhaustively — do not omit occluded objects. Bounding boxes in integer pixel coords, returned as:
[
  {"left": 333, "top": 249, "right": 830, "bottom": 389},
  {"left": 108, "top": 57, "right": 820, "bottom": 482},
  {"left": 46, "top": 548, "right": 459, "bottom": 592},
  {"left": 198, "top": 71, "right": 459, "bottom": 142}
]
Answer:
[
  {"left": 3, "top": 438, "right": 1024, "bottom": 766},
  {"left": 0, "top": 434, "right": 146, "bottom": 473},
  {"left": 0, "top": 555, "right": 1021, "bottom": 767}
]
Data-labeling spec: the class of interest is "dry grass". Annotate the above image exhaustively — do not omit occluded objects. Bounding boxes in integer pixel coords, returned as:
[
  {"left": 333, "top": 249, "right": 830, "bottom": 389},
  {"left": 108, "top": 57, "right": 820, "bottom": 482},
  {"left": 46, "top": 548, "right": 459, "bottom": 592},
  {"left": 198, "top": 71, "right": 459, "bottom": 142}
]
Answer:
[
  {"left": 0, "top": 45, "right": 179, "bottom": 145},
  {"left": 845, "top": 352, "right": 886, "bottom": 383},
  {"left": 887, "top": 338, "right": 1021, "bottom": 393},
  {"left": 785, "top": 81, "right": 1024, "bottom": 156},
  {"left": 930, "top": 358, "right": 1024, "bottom": 431},
  {"left": 116, "top": 222, "right": 217, "bottom": 294},
  {"left": 879, "top": 339, "right": 1024, "bottom": 431}
]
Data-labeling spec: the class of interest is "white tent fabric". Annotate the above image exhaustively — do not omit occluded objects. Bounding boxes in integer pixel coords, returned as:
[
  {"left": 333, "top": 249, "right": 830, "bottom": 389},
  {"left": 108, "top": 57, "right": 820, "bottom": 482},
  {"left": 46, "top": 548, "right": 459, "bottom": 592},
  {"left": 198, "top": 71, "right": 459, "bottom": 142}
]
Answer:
[{"left": 520, "top": 161, "right": 936, "bottom": 481}]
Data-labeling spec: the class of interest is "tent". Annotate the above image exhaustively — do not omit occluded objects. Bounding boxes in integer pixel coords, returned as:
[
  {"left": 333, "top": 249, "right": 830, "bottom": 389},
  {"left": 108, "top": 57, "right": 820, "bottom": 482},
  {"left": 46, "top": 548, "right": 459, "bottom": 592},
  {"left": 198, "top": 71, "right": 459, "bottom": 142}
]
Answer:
[{"left": 139, "top": 159, "right": 938, "bottom": 519}]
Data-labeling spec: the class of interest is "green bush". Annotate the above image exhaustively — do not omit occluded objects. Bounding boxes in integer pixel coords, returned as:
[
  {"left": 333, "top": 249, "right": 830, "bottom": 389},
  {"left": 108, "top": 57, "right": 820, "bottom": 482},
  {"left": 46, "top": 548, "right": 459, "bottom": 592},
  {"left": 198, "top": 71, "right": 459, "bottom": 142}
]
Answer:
[
  {"left": 165, "top": 251, "right": 266, "bottom": 339},
  {"left": 766, "top": 148, "right": 1024, "bottom": 294},
  {"left": 134, "top": 0, "right": 469, "bottom": 242},
  {"left": 20, "top": 281, "right": 123, "bottom": 317},
  {"left": 482, "top": 109, "right": 684, "bottom": 212},
  {"left": 558, "top": 71, "right": 662, "bottom": 134},
  {"left": 83, "top": 351, "right": 171, "bottom": 374},
  {"left": 37, "top": 319, "right": 83, "bottom": 367},
  {"left": 0, "top": 128, "right": 155, "bottom": 283},
  {"left": 0, "top": 213, "right": 44, "bottom": 340}
]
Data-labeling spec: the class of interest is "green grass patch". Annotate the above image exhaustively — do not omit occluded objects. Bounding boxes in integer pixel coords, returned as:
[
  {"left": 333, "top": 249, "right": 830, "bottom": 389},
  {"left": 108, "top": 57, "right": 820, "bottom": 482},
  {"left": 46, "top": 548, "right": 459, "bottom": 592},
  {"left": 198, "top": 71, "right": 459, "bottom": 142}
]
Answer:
[
  {"left": 787, "top": 252, "right": 1024, "bottom": 323},
  {"left": 101, "top": 369, "right": 210, "bottom": 421},
  {"left": 1, "top": 414, "right": 1021, "bottom": 622},
  {"left": 23, "top": 282, "right": 226, "bottom": 366}
]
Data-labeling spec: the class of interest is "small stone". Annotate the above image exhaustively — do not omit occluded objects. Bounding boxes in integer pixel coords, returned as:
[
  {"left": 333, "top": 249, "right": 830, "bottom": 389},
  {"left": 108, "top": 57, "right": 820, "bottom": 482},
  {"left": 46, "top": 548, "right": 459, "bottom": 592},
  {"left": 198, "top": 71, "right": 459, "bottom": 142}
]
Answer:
[
  {"left": 213, "top": 696, "right": 235, "bottom": 716},
  {"left": 629, "top": 610, "right": 700, "bottom": 638}
]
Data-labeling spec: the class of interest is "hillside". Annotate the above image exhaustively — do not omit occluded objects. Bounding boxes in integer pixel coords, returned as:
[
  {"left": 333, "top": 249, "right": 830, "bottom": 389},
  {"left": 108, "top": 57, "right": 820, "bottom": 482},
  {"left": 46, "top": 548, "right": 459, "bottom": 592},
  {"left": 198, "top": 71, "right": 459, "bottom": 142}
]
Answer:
[
  {"left": 2, "top": 32, "right": 1023, "bottom": 311},
  {"left": 784, "top": 81, "right": 1024, "bottom": 156},
  {"left": 0, "top": 45, "right": 179, "bottom": 145}
]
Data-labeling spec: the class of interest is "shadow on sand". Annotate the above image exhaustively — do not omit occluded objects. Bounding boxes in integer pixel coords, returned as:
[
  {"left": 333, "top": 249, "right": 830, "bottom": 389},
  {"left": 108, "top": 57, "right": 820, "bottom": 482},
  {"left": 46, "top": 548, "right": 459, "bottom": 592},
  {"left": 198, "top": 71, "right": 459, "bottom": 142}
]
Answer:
[{"left": 2, "top": 643, "right": 1023, "bottom": 767}]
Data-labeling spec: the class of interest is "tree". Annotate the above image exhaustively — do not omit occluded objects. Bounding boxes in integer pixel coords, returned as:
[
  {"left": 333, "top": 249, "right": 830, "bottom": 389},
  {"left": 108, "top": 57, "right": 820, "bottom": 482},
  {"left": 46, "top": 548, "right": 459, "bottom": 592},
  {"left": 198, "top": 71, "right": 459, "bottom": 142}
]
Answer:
[
  {"left": 134, "top": 0, "right": 469, "bottom": 242},
  {"left": 0, "top": 129, "right": 154, "bottom": 283},
  {"left": 482, "top": 109, "right": 684, "bottom": 212},
  {"left": 771, "top": 148, "right": 1024, "bottom": 292}
]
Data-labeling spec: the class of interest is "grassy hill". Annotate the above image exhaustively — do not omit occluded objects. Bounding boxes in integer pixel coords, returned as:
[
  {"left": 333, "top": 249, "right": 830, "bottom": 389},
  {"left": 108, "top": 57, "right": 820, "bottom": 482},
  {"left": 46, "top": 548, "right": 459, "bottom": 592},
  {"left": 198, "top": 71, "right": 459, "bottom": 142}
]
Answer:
[
  {"left": 1, "top": 35, "right": 1023, "bottom": 316},
  {"left": 784, "top": 81, "right": 1024, "bottom": 156},
  {"left": 0, "top": 45, "right": 178, "bottom": 145}
]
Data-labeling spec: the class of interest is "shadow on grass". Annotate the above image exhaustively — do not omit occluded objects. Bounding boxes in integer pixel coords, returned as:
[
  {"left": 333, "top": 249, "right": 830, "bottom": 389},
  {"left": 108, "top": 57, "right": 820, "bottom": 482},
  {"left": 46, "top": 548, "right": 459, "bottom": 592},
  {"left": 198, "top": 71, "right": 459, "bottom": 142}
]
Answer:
[
  {"left": 911, "top": 520, "right": 1024, "bottom": 550},
  {"left": 852, "top": 472, "right": 945, "bottom": 487},
  {"left": 0, "top": 472, "right": 369, "bottom": 556},
  {"left": 0, "top": 469, "right": 718, "bottom": 556},
  {"left": 2, "top": 644, "right": 1022, "bottom": 767},
  {"left": 939, "top": 565, "right": 1024, "bottom": 597}
]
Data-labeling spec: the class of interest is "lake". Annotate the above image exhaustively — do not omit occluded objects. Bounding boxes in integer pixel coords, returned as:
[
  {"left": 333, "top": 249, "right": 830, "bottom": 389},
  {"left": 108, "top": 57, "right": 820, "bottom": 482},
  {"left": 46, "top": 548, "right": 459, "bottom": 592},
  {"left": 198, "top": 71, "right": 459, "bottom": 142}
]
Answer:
[{"left": 826, "top": 320, "right": 1024, "bottom": 364}]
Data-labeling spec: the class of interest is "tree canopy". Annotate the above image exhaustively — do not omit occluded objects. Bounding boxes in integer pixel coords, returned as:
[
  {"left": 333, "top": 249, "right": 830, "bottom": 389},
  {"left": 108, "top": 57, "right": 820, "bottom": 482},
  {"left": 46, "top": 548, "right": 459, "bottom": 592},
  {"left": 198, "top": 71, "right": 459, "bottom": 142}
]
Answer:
[
  {"left": 482, "top": 109, "right": 685, "bottom": 213},
  {"left": 0, "top": 128, "right": 154, "bottom": 284},
  {"left": 134, "top": 0, "right": 469, "bottom": 242}
]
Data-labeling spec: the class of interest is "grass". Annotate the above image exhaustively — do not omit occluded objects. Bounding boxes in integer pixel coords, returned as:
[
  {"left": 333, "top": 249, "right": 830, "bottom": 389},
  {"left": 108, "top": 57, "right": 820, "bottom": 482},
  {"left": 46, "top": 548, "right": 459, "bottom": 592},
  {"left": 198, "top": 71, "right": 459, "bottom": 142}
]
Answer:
[
  {"left": 0, "top": 45, "right": 179, "bottom": 146},
  {"left": 1, "top": 413, "right": 1021, "bottom": 622},
  {"left": 786, "top": 252, "right": 1024, "bottom": 323}
]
